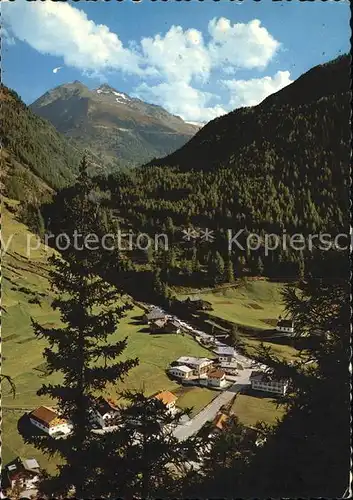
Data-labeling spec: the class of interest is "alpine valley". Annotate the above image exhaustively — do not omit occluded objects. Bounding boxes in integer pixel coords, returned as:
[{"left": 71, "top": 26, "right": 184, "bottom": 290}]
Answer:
[{"left": 1, "top": 51, "right": 350, "bottom": 500}]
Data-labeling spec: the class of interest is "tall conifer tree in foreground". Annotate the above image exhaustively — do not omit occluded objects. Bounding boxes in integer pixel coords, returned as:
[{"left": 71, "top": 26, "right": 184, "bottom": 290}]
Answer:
[{"left": 25, "top": 158, "right": 138, "bottom": 497}]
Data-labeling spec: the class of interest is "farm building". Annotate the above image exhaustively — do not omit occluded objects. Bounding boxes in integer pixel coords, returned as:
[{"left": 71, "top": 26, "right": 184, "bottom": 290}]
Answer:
[
  {"left": 276, "top": 318, "right": 294, "bottom": 334},
  {"left": 143, "top": 309, "right": 168, "bottom": 324},
  {"left": 213, "top": 346, "right": 236, "bottom": 363},
  {"left": 184, "top": 297, "right": 213, "bottom": 311},
  {"left": 150, "top": 319, "right": 181, "bottom": 334},
  {"left": 207, "top": 369, "right": 227, "bottom": 388},
  {"left": 29, "top": 406, "right": 72, "bottom": 438},
  {"left": 153, "top": 391, "right": 178, "bottom": 412}
]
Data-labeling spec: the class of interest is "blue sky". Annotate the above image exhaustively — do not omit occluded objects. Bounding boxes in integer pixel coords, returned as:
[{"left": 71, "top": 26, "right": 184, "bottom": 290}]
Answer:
[{"left": 2, "top": 0, "right": 350, "bottom": 123}]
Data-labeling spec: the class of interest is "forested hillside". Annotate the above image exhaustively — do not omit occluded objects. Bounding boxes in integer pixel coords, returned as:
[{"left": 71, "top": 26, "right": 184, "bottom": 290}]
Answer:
[
  {"left": 0, "top": 85, "right": 82, "bottom": 202},
  {"left": 92, "top": 55, "right": 351, "bottom": 288},
  {"left": 147, "top": 55, "right": 350, "bottom": 172}
]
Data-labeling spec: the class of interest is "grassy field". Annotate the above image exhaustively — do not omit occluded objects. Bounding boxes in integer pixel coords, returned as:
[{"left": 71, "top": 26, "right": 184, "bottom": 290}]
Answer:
[
  {"left": 179, "top": 279, "right": 299, "bottom": 363},
  {"left": 231, "top": 392, "right": 285, "bottom": 427},
  {"left": 1, "top": 200, "right": 214, "bottom": 466},
  {"left": 175, "top": 387, "right": 218, "bottom": 417},
  {"left": 2, "top": 201, "right": 293, "bottom": 469},
  {"left": 104, "top": 314, "right": 213, "bottom": 401},
  {"left": 181, "top": 279, "right": 286, "bottom": 330}
]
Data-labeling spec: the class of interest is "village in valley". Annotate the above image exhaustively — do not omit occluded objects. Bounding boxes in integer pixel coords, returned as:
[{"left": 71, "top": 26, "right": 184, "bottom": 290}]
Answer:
[
  {"left": 3, "top": 1, "right": 349, "bottom": 494},
  {"left": 3, "top": 290, "right": 294, "bottom": 495}
]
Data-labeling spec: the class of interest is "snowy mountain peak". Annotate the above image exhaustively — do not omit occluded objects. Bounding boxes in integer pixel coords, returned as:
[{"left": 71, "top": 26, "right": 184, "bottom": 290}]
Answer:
[{"left": 95, "top": 85, "right": 131, "bottom": 103}]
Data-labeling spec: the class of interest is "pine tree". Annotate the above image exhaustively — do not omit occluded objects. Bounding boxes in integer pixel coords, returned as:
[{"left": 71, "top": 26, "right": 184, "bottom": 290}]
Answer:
[
  {"left": 152, "top": 267, "right": 164, "bottom": 296},
  {"left": 297, "top": 252, "right": 305, "bottom": 280},
  {"left": 229, "top": 324, "right": 243, "bottom": 351},
  {"left": 191, "top": 245, "right": 201, "bottom": 273},
  {"left": 209, "top": 251, "right": 225, "bottom": 285},
  {"left": 225, "top": 258, "right": 235, "bottom": 283},
  {"left": 251, "top": 254, "right": 264, "bottom": 276},
  {"left": 24, "top": 158, "right": 138, "bottom": 498},
  {"left": 241, "top": 266, "right": 350, "bottom": 497},
  {"left": 236, "top": 254, "right": 247, "bottom": 276}
]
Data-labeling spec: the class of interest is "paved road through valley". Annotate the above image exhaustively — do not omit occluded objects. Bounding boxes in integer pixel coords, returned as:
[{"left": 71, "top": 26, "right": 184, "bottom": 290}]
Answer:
[{"left": 173, "top": 368, "right": 253, "bottom": 441}]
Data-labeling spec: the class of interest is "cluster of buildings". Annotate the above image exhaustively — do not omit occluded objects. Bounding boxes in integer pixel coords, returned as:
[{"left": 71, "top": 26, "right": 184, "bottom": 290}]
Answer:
[
  {"left": 6, "top": 303, "right": 293, "bottom": 498},
  {"left": 168, "top": 345, "right": 243, "bottom": 389},
  {"left": 26, "top": 390, "right": 181, "bottom": 438},
  {"left": 168, "top": 350, "right": 289, "bottom": 397},
  {"left": 6, "top": 391, "right": 180, "bottom": 496},
  {"left": 168, "top": 356, "right": 229, "bottom": 389}
]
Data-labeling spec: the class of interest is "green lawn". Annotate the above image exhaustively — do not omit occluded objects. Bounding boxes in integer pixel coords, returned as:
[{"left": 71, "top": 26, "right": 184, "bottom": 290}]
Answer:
[
  {"left": 105, "top": 314, "right": 213, "bottom": 401},
  {"left": 191, "top": 279, "right": 286, "bottom": 330},
  {"left": 1, "top": 202, "right": 293, "bottom": 470},
  {"left": 175, "top": 387, "right": 218, "bottom": 417},
  {"left": 178, "top": 279, "right": 299, "bottom": 363},
  {"left": 1, "top": 201, "right": 214, "bottom": 467},
  {"left": 231, "top": 393, "right": 285, "bottom": 427}
]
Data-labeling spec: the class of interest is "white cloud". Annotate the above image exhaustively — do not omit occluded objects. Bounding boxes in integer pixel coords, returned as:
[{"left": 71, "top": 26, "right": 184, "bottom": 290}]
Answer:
[
  {"left": 3, "top": 2, "right": 287, "bottom": 122},
  {"left": 140, "top": 26, "right": 211, "bottom": 84},
  {"left": 3, "top": 0, "right": 142, "bottom": 75},
  {"left": 222, "top": 71, "right": 293, "bottom": 108},
  {"left": 208, "top": 18, "right": 280, "bottom": 70},
  {"left": 1, "top": 26, "right": 15, "bottom": 46},
  {"left": 136, "top": 19, "right": 282, "bottom": 120},
  {"left": 52, "top": 67, "right": 62, "bottom": 74},
  {"left": 133, "top": 81, "right": 226, "bottom": 123}
]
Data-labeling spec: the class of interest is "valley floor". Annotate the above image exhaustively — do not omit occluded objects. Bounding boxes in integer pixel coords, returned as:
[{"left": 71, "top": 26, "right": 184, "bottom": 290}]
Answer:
[{"left": 1, "top": 200, "right": 294, "bottom": 472}]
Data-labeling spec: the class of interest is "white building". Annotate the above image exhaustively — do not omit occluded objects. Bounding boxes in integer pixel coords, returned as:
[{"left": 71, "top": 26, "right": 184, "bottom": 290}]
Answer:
[
  {"left": 213, "top": 346, "right": 236, "bottom": 363},
  {"left": 276, "top": 318, "right": 294, "bottom": 334},
  {"left": 207, "top": 369, "right": 227, "bottom": 388},
  {"left": 175, "top": 356, "right": 214, "bottom": 375},
  {"left": 169, "top": 364, "right": 193, "bottom": 380},
  {"left": 250, "top": 371, "right": 289, "bottom": 396},
  {"left": 29, "top": 406, "right": 72, "bottom": 438},
  {"left": 93, "top": 397, "right": 120, "bottom": 429}
]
